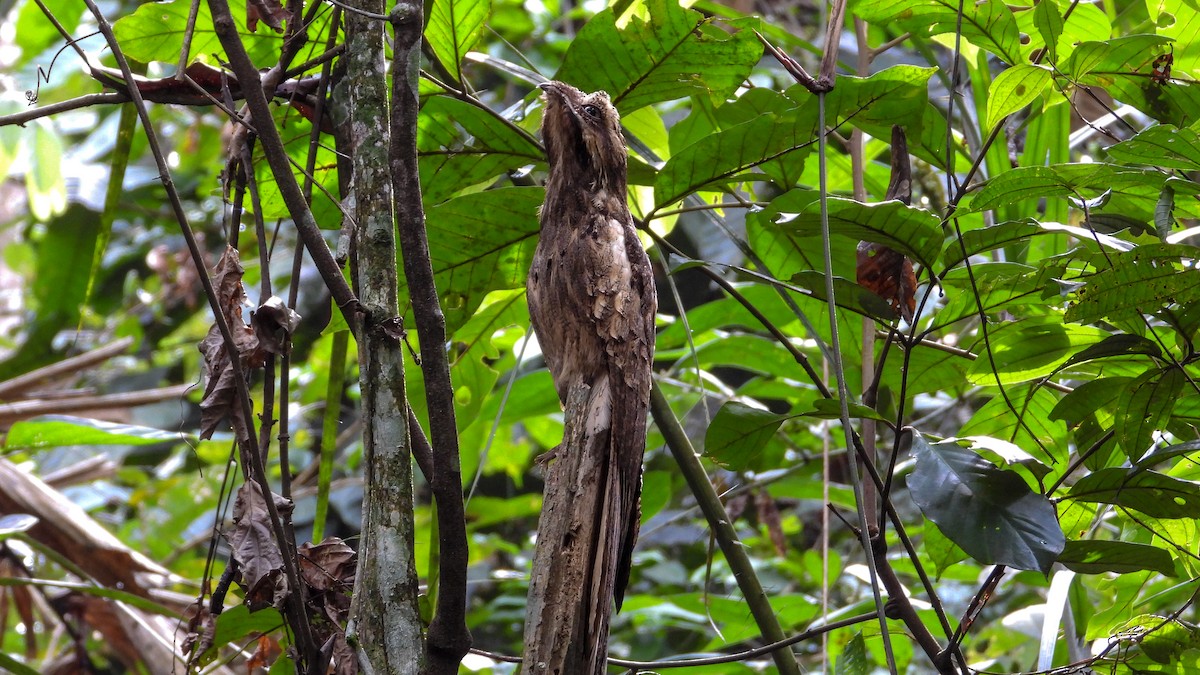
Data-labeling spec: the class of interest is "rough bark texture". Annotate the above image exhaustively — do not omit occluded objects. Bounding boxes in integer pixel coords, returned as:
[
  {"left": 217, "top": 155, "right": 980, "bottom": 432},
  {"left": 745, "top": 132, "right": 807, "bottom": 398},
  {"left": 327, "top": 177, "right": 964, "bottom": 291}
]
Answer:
[
  {"left": 341, "top": 0, "right": 423, "bottom": 671},
  {"left": 521, "top": 382, "right": 609, "bottom": 673},
  {"left": 522, "top": 81, "right": 657, "bottom": 674}
]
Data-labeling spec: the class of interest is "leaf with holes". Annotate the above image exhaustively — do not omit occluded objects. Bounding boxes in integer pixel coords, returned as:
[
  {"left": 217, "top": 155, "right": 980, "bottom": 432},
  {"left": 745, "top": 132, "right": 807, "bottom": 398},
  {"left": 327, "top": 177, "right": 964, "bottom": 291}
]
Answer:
[{"left": 1066, "top": 469, "right": 1200, "bottom": 519}]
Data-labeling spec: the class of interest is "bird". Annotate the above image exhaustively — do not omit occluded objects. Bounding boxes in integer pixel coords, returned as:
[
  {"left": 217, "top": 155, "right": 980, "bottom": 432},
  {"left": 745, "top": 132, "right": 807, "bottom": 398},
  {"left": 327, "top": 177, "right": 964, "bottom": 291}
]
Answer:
[{"left": 526, "top": 80, "right": 657, "bottom": 619}]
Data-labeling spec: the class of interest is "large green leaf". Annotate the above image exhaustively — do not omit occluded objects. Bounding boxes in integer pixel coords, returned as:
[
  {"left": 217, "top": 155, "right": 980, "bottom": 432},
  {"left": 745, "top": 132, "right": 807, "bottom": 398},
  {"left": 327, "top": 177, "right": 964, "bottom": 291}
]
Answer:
[
  {"left": 1058, "top": 540, "right": 1177, "bottom": 577},
  {"left": 555, "top": 0, "right": 761, "bottom": 114},
  {"left": 703, "top": 401, "right": 788, "bottom": 472},
  {"left": 758, "top": 190, "right": 943, "bottom": 271},
  {"left": 407, "top": 187, "right": 541, "bottom": 336},
  {"left": 908, "top": 433, "right": 1065, "bottom": 574},
  {"left": 1106, "top": 125, "right": 1200, "bottom": 171},
  {"left": 654, "top": 66, "right": 933, "bottom": 206},
  {"left": 966, "top": 320, "right": 1109, "bottom": 386},
  {"left": 1066, "top": 469, "right": 1200, "bottom": 518},
  {"left": 851, "top": 0, "right": 1022, "bottom": 65},
  {"left": 1116, "top": 367, "right": 1184, "bottom": 460},
  {"left": 965, "top": 164, "right": 1174, "bottom": 222},
  {"left": 418, "top": 95, "right": 543, "bottom": 204},
  {"left": 27, "top": 123, "right": 66, "bottom": 221},
  {"left": 960, "top": 384, "right": 1066, "bottom": 466},
  {"left": 986, "top": 65, "right": 1053, "bottom": 129},
  {"left": 426, "top": 0, "right": 489, "bottom": 84},
  {"left": 1066, "top": 245, "right": 1200, "bottom": 324},
  {"left": 111, "top": 0, "right": 284, "bottom": 67}
]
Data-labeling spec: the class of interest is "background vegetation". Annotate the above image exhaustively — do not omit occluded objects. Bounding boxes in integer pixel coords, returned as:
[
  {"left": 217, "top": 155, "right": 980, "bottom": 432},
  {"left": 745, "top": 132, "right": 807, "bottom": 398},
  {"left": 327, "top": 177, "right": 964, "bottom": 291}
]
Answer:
[{"left": 2, "top": 0, "right": 1200, "bottom": 672}]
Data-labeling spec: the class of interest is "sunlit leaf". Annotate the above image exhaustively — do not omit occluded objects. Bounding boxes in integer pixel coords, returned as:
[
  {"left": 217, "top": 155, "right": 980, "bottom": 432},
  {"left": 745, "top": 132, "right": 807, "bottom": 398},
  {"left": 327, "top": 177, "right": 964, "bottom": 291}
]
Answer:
[
  {"left": 426, "top": 0, "right": 490, "bottom": 84},
  {"left": 986, "top": 65, "right": 1052, "bottom": 129},
  {"left": 1067, "top": 469, "right": 1200, "bottom": 518}
]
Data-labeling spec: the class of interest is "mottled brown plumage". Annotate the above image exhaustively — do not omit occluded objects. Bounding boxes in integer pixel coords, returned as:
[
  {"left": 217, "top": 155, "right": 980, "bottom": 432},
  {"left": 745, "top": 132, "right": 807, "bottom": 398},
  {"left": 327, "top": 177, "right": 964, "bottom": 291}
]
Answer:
[{"left": 527, "top": 81, "right": 656, "bottom": 625}]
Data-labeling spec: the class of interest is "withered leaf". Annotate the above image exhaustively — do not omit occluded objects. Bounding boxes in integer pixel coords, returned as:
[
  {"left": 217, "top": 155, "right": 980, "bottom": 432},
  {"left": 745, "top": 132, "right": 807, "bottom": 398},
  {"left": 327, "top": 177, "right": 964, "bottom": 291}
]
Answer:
[
  {"left": 252, "top": 295, "right": 301, "bottom": 357},
  {"left": 299, "top": 538, "right": 358, "bottom": 675},
  {"left": 857, "top": 241, "right": 917, "bottom": 323},
  {"left": 247, "top": 0, "right": 288, "bottom": 32},
  {"left": 198, "top": 246, "right": 261, "bottom": 441},
  {"left": 229, "top": 483, "right": 294, "bottom": 612}
]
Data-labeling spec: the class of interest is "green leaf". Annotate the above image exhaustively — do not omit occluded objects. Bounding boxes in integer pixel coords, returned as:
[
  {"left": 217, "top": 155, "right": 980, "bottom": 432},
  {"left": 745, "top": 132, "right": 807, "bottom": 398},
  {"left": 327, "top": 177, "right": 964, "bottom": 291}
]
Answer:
[
  {"left": 418, "top": 95, "right": 543, "bottom": 203},
  {"left": 851, "top": 0, "right": 1022, "bottom": 65},
  {"left": 966, "top": 320, "right": 1109, "bottom": 386},
  {"left": 1033, "top": 0, "right": 1064, "bottom": 62},
  {"left": 942, "top": 221, "right": 1040, "bottom": 271},
  {"left": 408, "top": 187, "right": 541, "bottom": 336},
  {"left": 1116, "top": 615, "right": 1200, "bottom": 664},
  {"left": 426, "top": 0, "right": 490, "bottom": 83},
  {"left": 201, "top": 604, "right": 286, "bottom": 663},
  {"left": 654, "top": 66, "right": 933, "bottom": 206},
  {"left": 960, "top": 384, "right": 1066, "bottom": 466},
  {"left": 1116, "top": 367, "right": 1184, "bottom": 460},
  {"left": 4, "top": 416, "right": 186, "bottom": 450},
  {"left": 908, "top": 432, "right": 1065, "bottom": 574},
  {"left": 14, "top": 0, "right": 85, "bottom": 67},
  {"left": 0, "top": 652, "right": 40, "bottom": 675},
  {"left": 986, "top": 65, "right": 1052, "bottom": 129},
  {"left": 555, "top": 0, "right": 762, "bottom": 114},
  {"left": 1067, "top": 469, "right": 1200, "bottom": 518},
  {"left": 704, "top": 401, "right": 788, "bottom": 472},
  {"left": 27, "top": 123, "right": 66, "bottom": 221},
  {"left": 1107, "top": 125, "right": 1200, "bottom": 171},
  {"left": 835, "top": 633, "right": 869, "bottom": 675},
  {"left": 966, "top": 164, "right": 1170, "bottom": 219},
  {"left": 787, "top": 271, "right": 899, "bottom": 322},
  {"left": 760, "top": 190, "right": 943, "bottom": 270},
  {"left": 1058, "top": 540, "right": 1177, "bottom": 577},
  {"left": 111, "top": 0, "right": 283, "bottom": 67},
  {"left": 802, "top": 398, "right": 890, "bottom": 423},
  {"left": 1066, "top": 246, "right": 1200, "bottom": 324}
]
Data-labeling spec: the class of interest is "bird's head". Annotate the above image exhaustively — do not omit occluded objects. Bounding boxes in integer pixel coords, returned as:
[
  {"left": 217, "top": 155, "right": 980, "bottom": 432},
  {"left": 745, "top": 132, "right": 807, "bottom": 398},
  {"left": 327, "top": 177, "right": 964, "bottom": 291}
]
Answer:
[{"left": 539, "top": 81, "right": 627, "bottom": 192}]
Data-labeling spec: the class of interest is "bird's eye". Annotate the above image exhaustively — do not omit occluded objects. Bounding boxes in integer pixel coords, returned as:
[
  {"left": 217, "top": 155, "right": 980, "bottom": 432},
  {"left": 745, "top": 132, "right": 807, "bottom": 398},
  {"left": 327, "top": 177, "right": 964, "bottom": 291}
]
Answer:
[{"left": 581, "top": 104, "right": 601, "bottom": 118}]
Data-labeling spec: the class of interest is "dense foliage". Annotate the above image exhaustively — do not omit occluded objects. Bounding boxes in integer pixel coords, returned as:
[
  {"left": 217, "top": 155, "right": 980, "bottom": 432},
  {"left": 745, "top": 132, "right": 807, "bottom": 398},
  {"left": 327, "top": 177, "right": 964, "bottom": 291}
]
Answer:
[{"left": 3, "top": 0, "right": 1200, "bottom": 672}]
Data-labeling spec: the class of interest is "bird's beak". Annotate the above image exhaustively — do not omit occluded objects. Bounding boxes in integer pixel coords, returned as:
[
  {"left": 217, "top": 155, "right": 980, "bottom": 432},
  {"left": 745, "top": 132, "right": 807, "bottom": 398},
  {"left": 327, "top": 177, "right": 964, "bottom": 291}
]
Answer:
[{"left": 539, "top": 81, "right": 580, "bottom": 123}]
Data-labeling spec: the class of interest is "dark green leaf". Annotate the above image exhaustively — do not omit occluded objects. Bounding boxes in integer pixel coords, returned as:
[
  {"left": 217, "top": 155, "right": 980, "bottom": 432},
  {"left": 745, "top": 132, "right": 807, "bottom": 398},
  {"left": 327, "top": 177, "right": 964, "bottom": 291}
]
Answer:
[
  {"left": 1050, "top": 376, "right": 1130, "bottom": 426},
  {"left": 556, "top": 0, "right": 761, "bottom": 114},
  {"left": 201, "top": 605, "right": 286, "bottom": 662},
  {"left": 1066, "top": 469, "right": 1200, "bottom": 518},
  {"left": 1135, "top": 440, "right": 1200, "bottom": 470},
  {"left": 1058, "top": 540, "right": 1177, "bottom": 577},
  {"left": 908, "top": 433, "right": 1065, "bottom": 574},
  {"left": 704, "top": 402, "right": 788, "bottom": 472},
  {"left": 787, "top": 271, "right": 898, "bottom": 322}
]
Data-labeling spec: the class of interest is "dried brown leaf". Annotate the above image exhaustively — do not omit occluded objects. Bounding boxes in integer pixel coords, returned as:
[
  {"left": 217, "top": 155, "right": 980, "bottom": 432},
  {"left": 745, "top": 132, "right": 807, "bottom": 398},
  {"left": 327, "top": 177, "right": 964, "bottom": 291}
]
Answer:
[
  {"left": 247, "top": 0, "right": 288, "bottom": 32},
  {"left": 246, "top": 634, "right": 283, "bottom": 672},
  {"left": 857, "top": 242, "right": 917, "bottom": 323},
  {"left": 252, "top": 295, "right": 301, "bottom": 357},
  {"left": 230, "top": 483, "right": 293, "bottom": 611},
  {"left": 198, "top": 246, "right": 261, "bottom": 441}
]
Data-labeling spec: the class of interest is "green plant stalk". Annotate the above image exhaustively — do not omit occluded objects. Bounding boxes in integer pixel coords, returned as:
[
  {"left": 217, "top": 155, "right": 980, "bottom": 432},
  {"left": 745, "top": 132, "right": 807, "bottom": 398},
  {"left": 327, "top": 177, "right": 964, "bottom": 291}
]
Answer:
[
  {"left": 649, "top": 382, "right": 802, "bottom": 675},
  {"left": 312, "top": 329, "right": 349, "bottom": 544}
]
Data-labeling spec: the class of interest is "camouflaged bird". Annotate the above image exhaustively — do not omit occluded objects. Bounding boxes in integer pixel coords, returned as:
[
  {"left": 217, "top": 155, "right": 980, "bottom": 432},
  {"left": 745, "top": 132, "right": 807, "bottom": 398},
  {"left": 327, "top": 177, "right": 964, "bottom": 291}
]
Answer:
[{"left": 527, "top": 81, "right": 657, "bottom": 622}]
